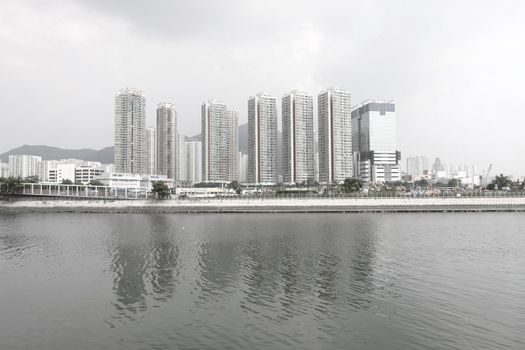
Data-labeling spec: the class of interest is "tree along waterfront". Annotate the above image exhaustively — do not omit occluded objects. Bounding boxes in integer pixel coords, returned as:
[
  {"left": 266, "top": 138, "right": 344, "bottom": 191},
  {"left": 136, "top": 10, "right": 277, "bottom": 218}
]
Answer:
[{"left": 2, "top": 175, "right": 524, "bottom": 201}]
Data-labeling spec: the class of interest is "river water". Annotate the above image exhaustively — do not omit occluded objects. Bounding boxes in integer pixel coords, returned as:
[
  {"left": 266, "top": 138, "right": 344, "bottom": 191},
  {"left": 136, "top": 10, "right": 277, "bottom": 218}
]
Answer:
[{"left": 0, "top": 213, "right": 524, "bottom": 349}]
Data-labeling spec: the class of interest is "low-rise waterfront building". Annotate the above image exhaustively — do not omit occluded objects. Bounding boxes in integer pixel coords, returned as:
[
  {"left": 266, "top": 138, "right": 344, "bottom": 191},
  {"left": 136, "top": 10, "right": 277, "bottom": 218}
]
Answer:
[
  {"left": 48, "top": 163, "right": 76, "bottom": 183},
  {"left": 140, "top": 174, "right": 174, "bottom": 190},
  {"left": 75, "top": 164, "right": 110, "bottom": 185},
  {"left": 94, "top": 173, "right": 174, "bottom": 190},
  {"left": 36, "top": 159, "right": 110, "bottom": 184},
  {"left": 95, "top": 173, "right": 142, "bottom": 188}
]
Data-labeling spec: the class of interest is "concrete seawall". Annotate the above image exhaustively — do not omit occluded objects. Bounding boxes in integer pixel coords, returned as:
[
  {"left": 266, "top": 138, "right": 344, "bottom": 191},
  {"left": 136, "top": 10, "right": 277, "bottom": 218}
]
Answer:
[{"left": 2, "top": 197, "right": 525, "bottom": 213}]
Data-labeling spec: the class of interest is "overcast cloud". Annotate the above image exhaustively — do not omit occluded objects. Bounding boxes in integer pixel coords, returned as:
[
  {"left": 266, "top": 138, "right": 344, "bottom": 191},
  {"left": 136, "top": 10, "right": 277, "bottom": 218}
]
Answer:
[{"left": 1, "top": 0, "right": 524, "bottom": 175}]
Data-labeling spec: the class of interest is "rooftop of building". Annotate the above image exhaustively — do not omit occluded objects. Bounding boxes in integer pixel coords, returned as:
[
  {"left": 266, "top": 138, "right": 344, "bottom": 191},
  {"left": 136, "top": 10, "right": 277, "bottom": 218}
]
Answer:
[
  {"left": 117, "top": 87, "right": 144, "bottom": 96},
  {"left": 157, "top": 101, "right": 176, "bottom": 109},
  {"left": 350, "top": 100, "right": 396, "bottom": 117},
  {"left": 249, "top": 92, "right": 276, "bottom": 100},
  {"left": 203, "top": 99, "right": 227, "bottom": 106},
  {"left": 282, "top": 89, "right": 313, "bottom": 98}
]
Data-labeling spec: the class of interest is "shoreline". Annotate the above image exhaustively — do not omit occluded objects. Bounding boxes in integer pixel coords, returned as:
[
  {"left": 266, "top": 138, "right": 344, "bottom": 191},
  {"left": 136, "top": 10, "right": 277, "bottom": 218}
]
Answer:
[{"left": 2, "top": 197, "right": 525, "bottom": 213}]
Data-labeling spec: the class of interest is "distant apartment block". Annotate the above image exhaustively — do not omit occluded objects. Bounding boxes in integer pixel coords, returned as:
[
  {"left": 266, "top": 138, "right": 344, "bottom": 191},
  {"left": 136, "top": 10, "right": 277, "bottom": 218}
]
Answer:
[
  {"left": 201, "top": 100, "right": 238, "bottom": 183},
  {"left": 248, "top": 93, "right": 278, "bottom": 185},
  {"left": 282, "top": 90, "right": 315, "bottom": 184},
  {"left": 406, "top": 156, "right": 430, "bottom": 178},
  {"left": 229, "top": 110, "right": 239, "bottom": 182},
  {"left": 146, "top": 127, "right": 157, "bottom": 175},
  {"left": 433, "top": 157, "right": 444, "bottom": 173},
  {"left": 239, "top": 152, "right": 248, "bottom": 183},
  {"left": 186, "top": 140, "right": 202, "bottom": 185},
  {"left": 156, "top": 102, "right": 177, "bottom": 180},
  {"left": 0, "top": 162, "right": 8, "bottom": 178},
  {"left": 8, "top": 155, "right": 42, "bottom": 178},
  {"left": 318, "top": 87, "right": 353, "bottom": 184},
  {"left": 176, "top": 132, "right": 187, "bottom": 182},
  {"left": 114, "top": 88, "right": 147, "bottom": 174},
  {"left": 351, "top": 100, "right": 401, "bottom": 183}
]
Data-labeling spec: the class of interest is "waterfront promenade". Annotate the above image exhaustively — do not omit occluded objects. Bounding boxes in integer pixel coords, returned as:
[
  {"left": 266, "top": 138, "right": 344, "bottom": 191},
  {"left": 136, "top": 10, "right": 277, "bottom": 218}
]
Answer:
[{"left": 2, "top": 196, "right": 525, "bottom": 213}]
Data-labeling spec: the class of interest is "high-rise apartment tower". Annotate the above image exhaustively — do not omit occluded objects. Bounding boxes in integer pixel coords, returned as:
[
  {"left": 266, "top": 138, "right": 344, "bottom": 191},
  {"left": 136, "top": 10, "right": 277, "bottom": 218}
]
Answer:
[
  {"left": 114, "top": 88, "right": 147, "bottom": 174},
  {"left": 282, "top": 90, "right": 315, "bottom": 184},
  {"left": 156, "top": 102, "right": 177, "bottom": 180},
  {"left": 146, "top": 127, "right": 157, "bottom": 175},
  {"left": 248, "top": 93, "right": 278, "bottom": 185},
  {"left": 201, "top": 101, "right": 238, "bottom": 183},
  {"left": 318, "top": 87, "right": 353, "bottom": 184}
]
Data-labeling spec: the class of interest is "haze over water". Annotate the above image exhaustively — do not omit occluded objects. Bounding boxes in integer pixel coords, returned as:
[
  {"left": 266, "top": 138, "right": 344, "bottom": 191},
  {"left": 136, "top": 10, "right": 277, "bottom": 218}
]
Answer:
[{"left": 1, "top": 213, "right": 524, "bottom": 350}]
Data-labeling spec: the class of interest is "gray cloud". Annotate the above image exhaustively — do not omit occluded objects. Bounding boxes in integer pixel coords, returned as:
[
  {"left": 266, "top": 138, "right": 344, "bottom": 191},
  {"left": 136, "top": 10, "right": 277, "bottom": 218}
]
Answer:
[{"left": 1, "top": 0, "right": 524, "bottom": 175}]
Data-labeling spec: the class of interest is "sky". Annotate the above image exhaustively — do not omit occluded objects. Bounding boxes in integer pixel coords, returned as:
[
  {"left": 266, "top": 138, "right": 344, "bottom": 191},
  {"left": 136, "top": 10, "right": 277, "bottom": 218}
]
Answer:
[{"left": 1, "top": 0, "right": 524, "bottom": 176}]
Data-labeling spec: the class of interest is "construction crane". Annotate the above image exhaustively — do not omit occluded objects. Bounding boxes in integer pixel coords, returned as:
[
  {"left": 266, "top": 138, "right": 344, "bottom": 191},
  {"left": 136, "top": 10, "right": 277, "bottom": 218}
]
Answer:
[{"left": 481, "top": 164, "right": 493, "bottom": 189}]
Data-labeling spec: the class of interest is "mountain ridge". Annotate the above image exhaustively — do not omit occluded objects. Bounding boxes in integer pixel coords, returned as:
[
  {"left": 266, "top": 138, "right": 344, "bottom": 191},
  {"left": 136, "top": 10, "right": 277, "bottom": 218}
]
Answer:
[
  {"left": 0, "top": 145, "right": 114, "bottom": 164},
  {"left": 0, "top": 123, "right": 252, "bottom": 163}
]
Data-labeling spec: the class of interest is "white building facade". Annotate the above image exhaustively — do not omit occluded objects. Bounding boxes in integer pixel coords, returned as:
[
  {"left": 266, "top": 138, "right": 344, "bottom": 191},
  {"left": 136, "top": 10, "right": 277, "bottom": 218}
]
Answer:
[
  {"left": 0, "top": 162, "right": 9, "bottom": 178},
  {"left": 351, "top": 100, "right": 401, "bottom": 183},
  {"left": 8, "top": 155, "right": 42, "bottom": 179},
  {"left": 75, "top": 163, "right": 110, "bottom": 185},
  {"left": 48, "top": 163, "right": 76, "bottom": 183},
  {"left": 318, "top": 87, "right": 353, "bottom": 184},
  {"left": 282, "top": 90, "right": 315, "bottom": 184},
  {"left": 156, "top": 102, "right": 177, "bottom": 180},
  {"left": 176, "top": 132, "right": 187, "bottom": 182},
  {"left": 186, "top": 140, "right": 202, "bottom": 185},
  {"left": 201, "top": 101, "right": 238, "bottom": 183},
  {"left": 114, "top": 88, "right": 147, "bottom": 174},
  {"left": 146, "top": 127, "right": 157, "bottom": 175},
  {"left": 248, "top": 93, "right": 278, "bottom": 185},
  {"left": 239, "top": 152, "right": 248, "bottom": 184}
]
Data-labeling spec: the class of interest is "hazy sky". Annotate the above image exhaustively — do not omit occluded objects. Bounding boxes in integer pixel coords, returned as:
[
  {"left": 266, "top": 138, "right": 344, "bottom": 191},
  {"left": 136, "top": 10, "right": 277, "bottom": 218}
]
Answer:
[{"left": 1, "top": 0, "right": 524, "bottom": 175}]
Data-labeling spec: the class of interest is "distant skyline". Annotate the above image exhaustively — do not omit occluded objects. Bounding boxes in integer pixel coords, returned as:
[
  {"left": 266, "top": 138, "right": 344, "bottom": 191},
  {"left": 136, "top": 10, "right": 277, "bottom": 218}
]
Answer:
[{"left": 1, "top": 0, "right": 525, "bottom": 175}]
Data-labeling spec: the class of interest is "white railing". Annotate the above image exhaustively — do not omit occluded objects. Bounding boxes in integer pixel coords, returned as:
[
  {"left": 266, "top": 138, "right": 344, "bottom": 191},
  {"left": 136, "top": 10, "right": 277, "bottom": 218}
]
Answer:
[{"left": 15, "top": 183, "right": 525, "bottom": 201}]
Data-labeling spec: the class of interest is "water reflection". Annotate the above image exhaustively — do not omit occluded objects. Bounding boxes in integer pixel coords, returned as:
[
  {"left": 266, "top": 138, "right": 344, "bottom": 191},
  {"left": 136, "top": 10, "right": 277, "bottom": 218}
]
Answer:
[
  {"left": 2, "top": 213, "right": 524, "bottom": 350},
  {"left": 111, "top": 242, "right": 148, "bottom": 317},
  {"left": 148, "top": 215, "right": 180, "bottom": 302},
  {"left": 195, "top": 236, "right": 240, "bottom": 304},
  {"left": 345, "top": 219, "right": 378, "bottom": 311},
  {"left": 277, "top": 238, "right": 307, "bottom": 320},
  {"left": 109, "top": 215, "right": 181, "bottom": 320},
  {"left": 315, "top": 253, "right": 342, "bottom": 302}
]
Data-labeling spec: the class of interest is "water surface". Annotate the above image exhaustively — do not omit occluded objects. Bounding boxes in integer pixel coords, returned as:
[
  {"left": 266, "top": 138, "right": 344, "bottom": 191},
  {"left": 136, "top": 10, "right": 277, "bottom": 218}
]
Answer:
[{"left": 1, "top": 213, "right": 524, "bottom": 349}]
